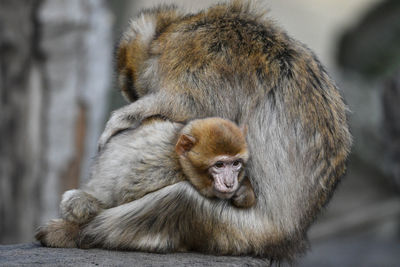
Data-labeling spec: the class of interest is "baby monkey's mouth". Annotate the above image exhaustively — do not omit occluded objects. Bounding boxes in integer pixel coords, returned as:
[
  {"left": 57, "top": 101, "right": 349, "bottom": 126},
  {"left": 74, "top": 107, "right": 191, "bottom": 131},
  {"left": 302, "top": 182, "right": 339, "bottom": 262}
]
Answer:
[{"left": 213, "top": 176, "right": 239, "bottom": 199}]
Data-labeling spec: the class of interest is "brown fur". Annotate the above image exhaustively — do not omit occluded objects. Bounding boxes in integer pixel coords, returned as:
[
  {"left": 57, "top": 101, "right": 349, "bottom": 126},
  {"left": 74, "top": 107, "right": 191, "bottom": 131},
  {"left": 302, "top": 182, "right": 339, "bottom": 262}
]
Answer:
[{"left": 118, "top": 5, "right": 183, "bottom": 101}]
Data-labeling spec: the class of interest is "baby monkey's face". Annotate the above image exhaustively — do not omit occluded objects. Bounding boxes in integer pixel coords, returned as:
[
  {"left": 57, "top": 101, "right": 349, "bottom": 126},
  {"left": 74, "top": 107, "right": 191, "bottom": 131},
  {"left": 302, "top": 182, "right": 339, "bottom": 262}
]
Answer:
[
  {"left": 175, "top": 117, "right": 249, "bottom": 200},
  {"left": 208, "top": 156, "right": 244, "bottom": 199}
]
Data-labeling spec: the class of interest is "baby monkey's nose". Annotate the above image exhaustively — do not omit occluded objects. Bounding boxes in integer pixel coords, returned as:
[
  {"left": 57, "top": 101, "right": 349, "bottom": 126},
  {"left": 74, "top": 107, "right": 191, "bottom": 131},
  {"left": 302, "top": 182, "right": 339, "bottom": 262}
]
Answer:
[{"left": 224, "top": 181, "right": 234, "bottom": 188}]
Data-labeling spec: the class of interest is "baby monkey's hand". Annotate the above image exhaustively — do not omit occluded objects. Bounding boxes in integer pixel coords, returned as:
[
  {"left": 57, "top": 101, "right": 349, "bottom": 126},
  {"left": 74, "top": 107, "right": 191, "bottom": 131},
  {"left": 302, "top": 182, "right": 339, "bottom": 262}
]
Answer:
[{"left": 232, "top": 177, "right": 256, "bottom": 208}]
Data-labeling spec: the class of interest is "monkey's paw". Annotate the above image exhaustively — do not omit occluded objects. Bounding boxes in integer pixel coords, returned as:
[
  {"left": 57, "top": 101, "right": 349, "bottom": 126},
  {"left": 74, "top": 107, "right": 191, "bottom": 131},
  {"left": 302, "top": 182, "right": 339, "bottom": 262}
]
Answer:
[
  {"left": 97, "top": 104, "right": 144, "bottom": 151},
  {"left": 232, "top": 183, "right": 256, "bottom": 208},
  {"left": 97, "top": 109, "right": 132, "bottom": 151},
  {"left": 60, "top": 189, "right": 103, "bottom": 224},
  {"left": 35, "top": 219, "right": 79, "bottom": 248},
  {"left": 98, "top": 128, "right": 116, "bottom": 152}
]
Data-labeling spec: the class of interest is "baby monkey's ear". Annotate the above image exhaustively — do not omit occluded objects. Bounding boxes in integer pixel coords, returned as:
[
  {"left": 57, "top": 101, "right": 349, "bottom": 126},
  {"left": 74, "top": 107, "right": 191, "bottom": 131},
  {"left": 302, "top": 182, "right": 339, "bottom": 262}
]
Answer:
[{"left": 176, "top": 134, "right": 196, "bottom": 156}]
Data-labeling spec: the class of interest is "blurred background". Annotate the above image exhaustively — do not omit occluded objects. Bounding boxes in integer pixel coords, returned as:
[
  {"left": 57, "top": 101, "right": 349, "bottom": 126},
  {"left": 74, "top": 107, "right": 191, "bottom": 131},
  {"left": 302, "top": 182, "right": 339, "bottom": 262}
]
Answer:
[{"left": 1, "top": 0, "right": 399, "bottom": 266}]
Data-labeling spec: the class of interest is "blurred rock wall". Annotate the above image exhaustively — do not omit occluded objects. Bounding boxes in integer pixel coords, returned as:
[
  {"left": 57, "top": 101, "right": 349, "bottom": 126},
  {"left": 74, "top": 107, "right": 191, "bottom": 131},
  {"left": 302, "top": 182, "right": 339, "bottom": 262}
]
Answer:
[{"left": 0, "top": 0, "right": 112, "bottom": 243}]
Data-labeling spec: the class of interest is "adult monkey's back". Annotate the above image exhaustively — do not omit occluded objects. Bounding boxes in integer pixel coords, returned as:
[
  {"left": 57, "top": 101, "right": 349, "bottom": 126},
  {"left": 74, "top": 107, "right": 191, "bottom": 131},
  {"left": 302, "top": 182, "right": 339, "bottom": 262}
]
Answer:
[{"left": 93, "top": 1, "right": 352, "bottom": 261}]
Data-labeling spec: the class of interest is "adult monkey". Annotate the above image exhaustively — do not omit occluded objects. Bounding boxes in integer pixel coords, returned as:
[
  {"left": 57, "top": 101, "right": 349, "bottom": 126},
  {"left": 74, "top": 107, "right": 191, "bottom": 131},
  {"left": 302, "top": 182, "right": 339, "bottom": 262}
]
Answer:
[{"left": 54, "top": 1, "right": 353, "bottom": 261}]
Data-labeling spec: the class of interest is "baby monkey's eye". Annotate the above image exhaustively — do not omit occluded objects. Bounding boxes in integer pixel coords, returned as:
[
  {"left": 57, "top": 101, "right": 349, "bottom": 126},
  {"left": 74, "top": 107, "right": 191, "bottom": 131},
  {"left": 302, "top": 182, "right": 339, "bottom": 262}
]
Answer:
[
  {"left": 233, "top": 160, "right": 241, "bottom": 166},
  {"left": 215, "top": 161, "right": 224, "bottom": 168}
]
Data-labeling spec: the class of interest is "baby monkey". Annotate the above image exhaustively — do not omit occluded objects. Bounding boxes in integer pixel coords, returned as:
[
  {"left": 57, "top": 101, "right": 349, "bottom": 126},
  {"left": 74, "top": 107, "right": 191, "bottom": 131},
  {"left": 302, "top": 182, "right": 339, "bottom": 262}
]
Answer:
[{"left": 54, "top": 117, "right": 254, "bottom": 231}]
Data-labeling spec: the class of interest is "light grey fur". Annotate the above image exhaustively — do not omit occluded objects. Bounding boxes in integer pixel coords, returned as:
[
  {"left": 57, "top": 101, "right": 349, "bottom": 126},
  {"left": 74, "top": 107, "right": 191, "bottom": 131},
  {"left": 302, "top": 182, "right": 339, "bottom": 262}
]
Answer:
[
  {"left": 60, "top": 120, "right": 185, "bottom": 223},
  {"left": 80, "top": 182, "right": 272, "bottom": 253}
]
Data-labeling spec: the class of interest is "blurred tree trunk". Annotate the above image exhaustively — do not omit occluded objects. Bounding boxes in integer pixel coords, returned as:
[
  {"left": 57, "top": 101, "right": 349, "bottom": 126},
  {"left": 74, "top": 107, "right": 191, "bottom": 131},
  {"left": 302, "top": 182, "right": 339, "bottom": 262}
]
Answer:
[{"left": 0, "top": 0, "right": 112, "bottom": 243}]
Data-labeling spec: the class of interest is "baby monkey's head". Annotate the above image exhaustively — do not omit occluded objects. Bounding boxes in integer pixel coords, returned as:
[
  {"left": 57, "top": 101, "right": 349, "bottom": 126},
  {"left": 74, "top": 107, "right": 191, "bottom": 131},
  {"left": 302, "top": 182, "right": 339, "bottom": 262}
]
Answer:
[{"left": 176, "top": 117, "right": 249, "bottom": 199}]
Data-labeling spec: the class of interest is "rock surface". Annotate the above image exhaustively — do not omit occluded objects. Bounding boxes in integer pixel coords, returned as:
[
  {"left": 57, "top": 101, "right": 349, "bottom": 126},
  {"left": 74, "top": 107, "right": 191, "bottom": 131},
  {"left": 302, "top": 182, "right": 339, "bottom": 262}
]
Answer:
[
  {"left": 0, "top": 243, "right": 270, "bottom": 267},
  {"left": 2, "top": 238, "right": 400, "bottom": 267}
]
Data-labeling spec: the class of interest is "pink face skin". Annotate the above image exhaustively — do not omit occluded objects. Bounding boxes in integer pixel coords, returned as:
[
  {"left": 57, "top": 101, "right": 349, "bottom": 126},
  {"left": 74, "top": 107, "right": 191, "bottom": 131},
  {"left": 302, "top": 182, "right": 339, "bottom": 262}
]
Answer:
[{"left": 209, "top": 156, "right": 243, "bottom": 199}]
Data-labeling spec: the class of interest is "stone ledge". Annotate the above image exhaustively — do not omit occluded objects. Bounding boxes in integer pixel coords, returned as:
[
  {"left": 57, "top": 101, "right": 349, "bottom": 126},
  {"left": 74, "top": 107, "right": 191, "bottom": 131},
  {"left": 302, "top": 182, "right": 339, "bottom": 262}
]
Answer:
[{"left": 0, "top": 243, "right": 270, "bottom": 266}]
